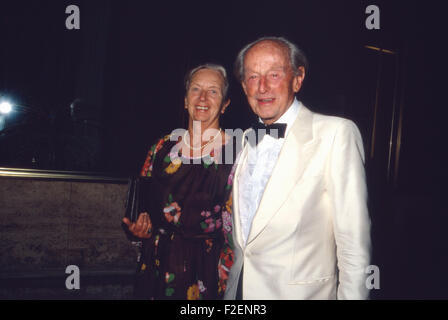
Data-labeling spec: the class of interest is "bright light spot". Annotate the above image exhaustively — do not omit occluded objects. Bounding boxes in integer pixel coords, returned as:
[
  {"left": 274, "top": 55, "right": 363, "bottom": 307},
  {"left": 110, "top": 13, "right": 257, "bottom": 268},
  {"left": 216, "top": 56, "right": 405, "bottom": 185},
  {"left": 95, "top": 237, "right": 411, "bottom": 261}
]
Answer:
[{"left": 0, "top": 101, "right": 13, "bottom": 114}]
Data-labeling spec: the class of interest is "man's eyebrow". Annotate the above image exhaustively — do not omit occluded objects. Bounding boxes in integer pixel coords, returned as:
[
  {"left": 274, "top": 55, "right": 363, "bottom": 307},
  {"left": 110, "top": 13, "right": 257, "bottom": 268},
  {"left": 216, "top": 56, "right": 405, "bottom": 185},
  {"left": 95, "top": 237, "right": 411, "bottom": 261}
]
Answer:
[{"left": 245, "top": 66, "right": 286, "bottom": 74}]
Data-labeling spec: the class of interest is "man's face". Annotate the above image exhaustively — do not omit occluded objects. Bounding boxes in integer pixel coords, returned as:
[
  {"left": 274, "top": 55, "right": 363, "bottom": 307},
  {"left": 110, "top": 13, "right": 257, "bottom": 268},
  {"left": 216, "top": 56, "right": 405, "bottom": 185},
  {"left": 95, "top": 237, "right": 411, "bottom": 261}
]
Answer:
[
  {"left": 242, "top": 41, "right": 305, "bottom": 125},
  {"left": 185, "top": 68, "right": 229, "bottom": 130}
]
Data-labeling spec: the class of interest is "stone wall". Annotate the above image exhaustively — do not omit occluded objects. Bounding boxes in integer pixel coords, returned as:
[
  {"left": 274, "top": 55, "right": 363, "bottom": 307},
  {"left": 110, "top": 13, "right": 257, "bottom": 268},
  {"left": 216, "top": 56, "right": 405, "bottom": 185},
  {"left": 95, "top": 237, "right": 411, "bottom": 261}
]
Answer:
[{"left": 0, "top": 177, "right": 137, "bottom": 299}]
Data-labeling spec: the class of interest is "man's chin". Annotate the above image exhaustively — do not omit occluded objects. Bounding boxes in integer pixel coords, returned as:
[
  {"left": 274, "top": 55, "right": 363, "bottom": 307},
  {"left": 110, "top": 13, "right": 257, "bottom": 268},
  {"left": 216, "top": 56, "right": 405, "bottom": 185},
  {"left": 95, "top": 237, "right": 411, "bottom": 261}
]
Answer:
[
  {"left": 255, "top": 107, "right": 276, "bottom": 119},
  {"left": 255, "top": 108, "right": 275, "bottom": 118}
]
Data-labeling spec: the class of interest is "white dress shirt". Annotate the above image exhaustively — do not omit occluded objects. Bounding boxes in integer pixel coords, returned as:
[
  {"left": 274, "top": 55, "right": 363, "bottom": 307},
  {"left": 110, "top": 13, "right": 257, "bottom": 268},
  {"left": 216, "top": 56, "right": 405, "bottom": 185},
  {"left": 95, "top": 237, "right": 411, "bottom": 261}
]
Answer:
[{"left": 238, "top": 99, "right": 301, "bottom": 246}]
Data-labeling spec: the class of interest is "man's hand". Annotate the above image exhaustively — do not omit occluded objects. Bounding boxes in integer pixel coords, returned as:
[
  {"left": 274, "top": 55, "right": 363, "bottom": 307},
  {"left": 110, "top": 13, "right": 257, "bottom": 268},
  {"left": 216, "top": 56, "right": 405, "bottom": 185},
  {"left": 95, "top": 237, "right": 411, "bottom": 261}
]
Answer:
[{"left": 122, "top": 212, "right": 153, "bottom": 239}]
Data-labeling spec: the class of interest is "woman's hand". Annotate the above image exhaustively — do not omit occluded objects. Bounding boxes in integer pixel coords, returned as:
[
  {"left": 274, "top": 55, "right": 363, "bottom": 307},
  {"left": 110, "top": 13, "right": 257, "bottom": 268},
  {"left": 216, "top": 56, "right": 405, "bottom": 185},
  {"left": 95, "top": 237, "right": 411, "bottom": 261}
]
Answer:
[{"left": 122, "top": 212, "right": 153, "bottom": 239}]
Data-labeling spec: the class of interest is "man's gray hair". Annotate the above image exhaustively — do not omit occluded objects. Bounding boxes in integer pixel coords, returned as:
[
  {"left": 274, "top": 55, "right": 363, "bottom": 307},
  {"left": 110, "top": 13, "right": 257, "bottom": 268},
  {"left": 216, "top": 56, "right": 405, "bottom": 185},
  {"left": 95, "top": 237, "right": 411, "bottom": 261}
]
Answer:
[
  {"left": 184, "top": 63, "right": 230, "bottom": 101},
  {"left": 234, "top": 36, "right": 308, "bottom": 82}
]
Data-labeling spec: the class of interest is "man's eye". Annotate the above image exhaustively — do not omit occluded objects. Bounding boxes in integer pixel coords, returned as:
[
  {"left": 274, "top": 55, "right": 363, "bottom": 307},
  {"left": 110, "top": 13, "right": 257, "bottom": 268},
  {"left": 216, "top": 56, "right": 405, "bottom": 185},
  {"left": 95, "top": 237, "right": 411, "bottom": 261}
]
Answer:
[{"left": 270, "top": 73, "right": 279, "bottom": 78}]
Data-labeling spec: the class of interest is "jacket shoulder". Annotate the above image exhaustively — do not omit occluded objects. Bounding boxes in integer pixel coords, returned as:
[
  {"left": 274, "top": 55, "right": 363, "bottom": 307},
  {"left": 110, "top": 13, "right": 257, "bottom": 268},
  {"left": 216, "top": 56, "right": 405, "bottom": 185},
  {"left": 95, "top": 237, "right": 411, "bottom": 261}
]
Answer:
[{"left": 300, "top": 106, "right": 358, "bottom": 133}]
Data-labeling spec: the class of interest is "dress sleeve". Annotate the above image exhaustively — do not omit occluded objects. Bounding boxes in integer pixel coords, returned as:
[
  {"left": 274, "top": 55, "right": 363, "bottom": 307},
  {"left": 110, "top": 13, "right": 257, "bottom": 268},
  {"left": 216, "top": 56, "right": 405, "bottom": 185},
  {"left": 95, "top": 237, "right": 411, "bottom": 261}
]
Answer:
[
  {"left": 129, "top": 135, "right": 170, "bottom": 251},
  {"left": 140, "top": 134, "right": 171, "bottom": 177},
  {"left": 217, "top": 155, "right": 239, "bottom": 296}
]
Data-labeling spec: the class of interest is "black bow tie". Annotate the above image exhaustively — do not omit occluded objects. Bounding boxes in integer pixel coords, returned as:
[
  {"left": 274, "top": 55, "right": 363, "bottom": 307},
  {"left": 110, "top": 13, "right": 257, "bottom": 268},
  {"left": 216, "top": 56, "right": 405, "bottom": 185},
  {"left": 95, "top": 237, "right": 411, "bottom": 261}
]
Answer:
[{"left": 248, "top": 122, "right": 287, "bottom": 146}]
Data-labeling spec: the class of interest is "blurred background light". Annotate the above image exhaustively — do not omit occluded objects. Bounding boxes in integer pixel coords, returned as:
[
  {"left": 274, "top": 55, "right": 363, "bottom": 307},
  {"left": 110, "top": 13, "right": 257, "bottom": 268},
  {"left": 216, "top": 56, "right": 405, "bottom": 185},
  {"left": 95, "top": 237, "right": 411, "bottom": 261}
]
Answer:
[{"left": 0, "top": 101, "right": 13, "bottom": 114}]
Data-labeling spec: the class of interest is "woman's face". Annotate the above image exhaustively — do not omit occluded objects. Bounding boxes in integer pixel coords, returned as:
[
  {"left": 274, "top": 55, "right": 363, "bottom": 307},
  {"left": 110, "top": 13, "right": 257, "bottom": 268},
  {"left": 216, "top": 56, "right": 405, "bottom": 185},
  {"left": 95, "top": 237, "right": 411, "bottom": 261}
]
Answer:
[{"left": 185, "top": 69, "right": 229, "bottom": 130}]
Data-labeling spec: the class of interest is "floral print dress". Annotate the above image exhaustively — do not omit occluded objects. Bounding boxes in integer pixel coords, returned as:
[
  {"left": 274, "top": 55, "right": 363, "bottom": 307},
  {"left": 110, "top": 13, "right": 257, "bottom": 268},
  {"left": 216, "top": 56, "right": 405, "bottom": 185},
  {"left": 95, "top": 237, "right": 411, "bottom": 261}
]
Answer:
[{"left": 134, "top": 134, "right": 235, "bottom": 300}]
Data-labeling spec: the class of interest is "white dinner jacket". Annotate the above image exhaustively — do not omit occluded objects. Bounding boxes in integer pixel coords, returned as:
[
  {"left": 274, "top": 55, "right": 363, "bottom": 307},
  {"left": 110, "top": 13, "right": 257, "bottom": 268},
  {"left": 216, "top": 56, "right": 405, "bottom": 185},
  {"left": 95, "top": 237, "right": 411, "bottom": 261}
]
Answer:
[{"left": 224, "top": 105, "right": 371, "bottom": 300}]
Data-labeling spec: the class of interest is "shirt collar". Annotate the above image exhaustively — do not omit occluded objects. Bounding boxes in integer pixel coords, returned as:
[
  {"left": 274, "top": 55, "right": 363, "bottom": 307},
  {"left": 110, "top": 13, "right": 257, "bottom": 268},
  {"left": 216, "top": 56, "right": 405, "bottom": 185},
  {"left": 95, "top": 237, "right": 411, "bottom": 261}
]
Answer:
[{"left": 257, "top": 98, "right": 301, "bottom": 137}]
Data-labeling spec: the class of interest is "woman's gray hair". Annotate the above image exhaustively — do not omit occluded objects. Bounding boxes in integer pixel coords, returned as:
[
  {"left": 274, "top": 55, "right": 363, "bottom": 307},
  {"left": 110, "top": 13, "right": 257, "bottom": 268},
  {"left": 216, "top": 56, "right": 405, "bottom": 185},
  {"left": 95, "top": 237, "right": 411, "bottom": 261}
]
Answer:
[
  {"left": 234, "top": 36, "right": 308, "bottom": 82},
  {"left": 184, "top": 63, "right": 230, "bottom": 102}
]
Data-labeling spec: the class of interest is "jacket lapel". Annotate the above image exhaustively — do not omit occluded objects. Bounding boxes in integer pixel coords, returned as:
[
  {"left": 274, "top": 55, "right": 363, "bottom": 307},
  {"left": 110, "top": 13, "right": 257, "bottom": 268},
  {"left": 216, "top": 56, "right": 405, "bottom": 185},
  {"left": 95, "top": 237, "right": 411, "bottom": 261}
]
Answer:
[
  {"left": 246, "top": 106, "right": 317, "bottom": 245},
  {"left": 232, "top": 135, "right": 250, "bottom": 250}
]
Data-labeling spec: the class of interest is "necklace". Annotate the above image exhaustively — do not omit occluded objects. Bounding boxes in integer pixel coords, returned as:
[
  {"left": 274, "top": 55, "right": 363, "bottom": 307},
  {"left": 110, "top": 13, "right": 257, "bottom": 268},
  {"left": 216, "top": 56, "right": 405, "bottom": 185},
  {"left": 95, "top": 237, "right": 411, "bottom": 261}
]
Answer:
[{"left": 183, "top": 128, "right": 222, "bottom": 151}]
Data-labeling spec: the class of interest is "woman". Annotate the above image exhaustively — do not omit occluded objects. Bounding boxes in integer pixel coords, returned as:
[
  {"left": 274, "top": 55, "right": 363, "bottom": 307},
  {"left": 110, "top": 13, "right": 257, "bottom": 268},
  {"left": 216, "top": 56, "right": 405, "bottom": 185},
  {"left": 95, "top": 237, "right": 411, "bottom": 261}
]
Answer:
[{"left": 122, "top": 64, "right": 235, "bottom": 300}]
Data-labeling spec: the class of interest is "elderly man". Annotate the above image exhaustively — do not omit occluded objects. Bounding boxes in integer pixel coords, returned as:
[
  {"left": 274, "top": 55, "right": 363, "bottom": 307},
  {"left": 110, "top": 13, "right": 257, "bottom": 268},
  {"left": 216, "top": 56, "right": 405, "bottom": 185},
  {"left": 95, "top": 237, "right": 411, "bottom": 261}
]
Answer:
[{"left": 224, "top": 36, "right": 371, "bottom": 300}]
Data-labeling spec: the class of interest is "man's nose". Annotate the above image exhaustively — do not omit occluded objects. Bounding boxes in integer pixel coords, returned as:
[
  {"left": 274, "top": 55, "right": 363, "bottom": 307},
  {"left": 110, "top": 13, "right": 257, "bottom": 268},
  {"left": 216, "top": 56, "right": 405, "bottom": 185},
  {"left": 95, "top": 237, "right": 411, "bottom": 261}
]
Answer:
[
  {"left": 258, "top": 76, "right": 268, "bottom": 94},
  {"left": 199, "top": 90, "right": 207, "bottom": 100}
]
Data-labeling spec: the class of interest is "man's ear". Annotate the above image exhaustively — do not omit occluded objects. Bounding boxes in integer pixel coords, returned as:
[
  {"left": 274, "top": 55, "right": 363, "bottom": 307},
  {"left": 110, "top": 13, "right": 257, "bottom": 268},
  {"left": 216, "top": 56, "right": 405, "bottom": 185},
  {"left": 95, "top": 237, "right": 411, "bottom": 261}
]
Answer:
[
  {"left": 221, "top": 99, "right": 231, "bottom": 114},
  {"left": 184, "top": 97, "right": 188, "bottom": 109},
  {"left": 293, "top": 66, "right": 306, "bottom": 93}
]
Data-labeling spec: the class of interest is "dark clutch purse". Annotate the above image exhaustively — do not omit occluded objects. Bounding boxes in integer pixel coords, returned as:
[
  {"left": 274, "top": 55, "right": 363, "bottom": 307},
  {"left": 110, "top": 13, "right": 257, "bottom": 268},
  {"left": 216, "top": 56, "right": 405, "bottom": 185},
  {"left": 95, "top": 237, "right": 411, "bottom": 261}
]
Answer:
[
  {"left": 122, "top": 176, "right": 153, "bottom": 241},
  {"left": 124, "top": 176, "right": 153, "bottom": 223}
]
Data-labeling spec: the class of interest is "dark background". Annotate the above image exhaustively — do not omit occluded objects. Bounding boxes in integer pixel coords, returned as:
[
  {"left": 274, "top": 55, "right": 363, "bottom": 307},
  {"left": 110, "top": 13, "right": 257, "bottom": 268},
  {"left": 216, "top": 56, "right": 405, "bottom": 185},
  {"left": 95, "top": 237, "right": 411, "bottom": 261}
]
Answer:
[{"left": 1, "top": 0, "right": 447, "bottom": 299}]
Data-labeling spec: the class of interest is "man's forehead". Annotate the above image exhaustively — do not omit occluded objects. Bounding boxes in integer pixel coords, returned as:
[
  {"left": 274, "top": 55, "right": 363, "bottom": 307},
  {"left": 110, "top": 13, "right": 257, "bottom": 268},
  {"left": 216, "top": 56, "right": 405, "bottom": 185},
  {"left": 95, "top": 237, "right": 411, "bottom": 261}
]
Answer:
[{"left": 245, "top": 41, "right": 289, "bottom": 66}]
